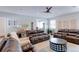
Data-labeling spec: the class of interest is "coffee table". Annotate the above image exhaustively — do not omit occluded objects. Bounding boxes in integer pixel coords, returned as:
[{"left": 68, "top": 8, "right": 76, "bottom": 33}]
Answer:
[{"left": 50, "top": 38, "right": 67, "bottom": 52}]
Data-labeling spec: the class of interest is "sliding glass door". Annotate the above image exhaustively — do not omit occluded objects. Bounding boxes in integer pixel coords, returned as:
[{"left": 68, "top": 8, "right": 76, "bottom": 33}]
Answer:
[{"left": 49, "top": 20, "right": 56, "bottom": 33}]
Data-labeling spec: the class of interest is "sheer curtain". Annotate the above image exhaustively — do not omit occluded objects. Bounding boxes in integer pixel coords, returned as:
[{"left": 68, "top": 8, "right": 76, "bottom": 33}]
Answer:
[
  {"left": 49, "top": 20, "right": 56, "bottom": 33},
  {"left": 50, "top": 20, "right": 56, "bottom": 30},
  {"left": 37, "top": 21, "right": 44, "bottom": 30}
]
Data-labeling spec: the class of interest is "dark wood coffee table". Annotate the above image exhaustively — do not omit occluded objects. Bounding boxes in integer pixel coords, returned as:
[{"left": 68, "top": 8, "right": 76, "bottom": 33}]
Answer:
[{"left": 49, "top": 37, "right": 67, "bottom": 52}]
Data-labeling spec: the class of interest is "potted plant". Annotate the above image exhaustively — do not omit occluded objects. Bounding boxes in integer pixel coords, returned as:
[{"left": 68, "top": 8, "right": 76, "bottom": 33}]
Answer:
[{"left": 47, "top": 29, "right": 52, "bottom": 34}]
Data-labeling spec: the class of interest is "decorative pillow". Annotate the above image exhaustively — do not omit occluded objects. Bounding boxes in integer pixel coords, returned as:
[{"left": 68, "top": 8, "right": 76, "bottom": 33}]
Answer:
[
  {"left": 68, "top": 33, "right": 76, "bottom": 36},
  {"left": 20, "top": 37, "right": 30, "bottom": 46},
  {"left": 22, "top": 43, "right": 33, "bottom": 51},
  {"left": 76, "top": 35, "right": 79, "bottom": 38}
]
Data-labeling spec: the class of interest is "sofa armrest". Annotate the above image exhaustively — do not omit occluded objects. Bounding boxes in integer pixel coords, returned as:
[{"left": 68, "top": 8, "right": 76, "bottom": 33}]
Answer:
[{"left": 19, "top": 37, "right": 30, "bottom": 46}]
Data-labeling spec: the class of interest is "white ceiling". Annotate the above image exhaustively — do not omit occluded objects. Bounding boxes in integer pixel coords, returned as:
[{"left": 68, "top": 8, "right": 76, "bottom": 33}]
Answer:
[{"left": 0, "top": 6, "right": 79, "bottom": 19}]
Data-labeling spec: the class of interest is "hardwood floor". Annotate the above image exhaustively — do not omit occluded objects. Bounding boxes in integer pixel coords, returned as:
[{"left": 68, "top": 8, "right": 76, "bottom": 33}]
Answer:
[{"left": 34, "top": 40, "right": 79, "bottom": 52}]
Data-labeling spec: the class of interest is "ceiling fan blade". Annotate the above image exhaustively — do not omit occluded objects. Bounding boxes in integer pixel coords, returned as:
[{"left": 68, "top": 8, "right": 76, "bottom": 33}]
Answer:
[
  {"left": 46, "top": 7, "right": 52, "bottom": 13},
  {"left": 48, "top": 7, "right": 52, "bottom": 10},
  {"left": 42, "top": 6, "right": 53, "bottom": 13}
]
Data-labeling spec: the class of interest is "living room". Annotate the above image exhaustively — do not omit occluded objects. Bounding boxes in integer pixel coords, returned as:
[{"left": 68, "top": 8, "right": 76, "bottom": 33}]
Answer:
[{"left": 0, "top": 6, "right": 79, "bottom": 52}]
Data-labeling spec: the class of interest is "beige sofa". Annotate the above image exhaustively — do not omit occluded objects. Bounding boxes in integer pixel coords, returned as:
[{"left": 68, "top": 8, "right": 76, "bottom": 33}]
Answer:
[
  {"left": 1, "top": 37, "right": 22, "bottom": 52},
  {"left": 0, "top": 37, "right": 22, "bottom": 52},
  {"left": 10, "top": 32, "right": 34, "bottom": 52}
]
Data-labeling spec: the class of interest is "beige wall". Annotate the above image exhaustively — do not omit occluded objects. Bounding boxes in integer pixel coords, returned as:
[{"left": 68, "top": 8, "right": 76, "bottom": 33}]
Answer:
[
  {"left": 56, "top": 17, "right": 77, "bottom": 30},
  {"left": 76, "top": 20, "right": 79, "bottom": 29},
  {"left": 0, "top": 17, "right": 7, "bottom": 35}
]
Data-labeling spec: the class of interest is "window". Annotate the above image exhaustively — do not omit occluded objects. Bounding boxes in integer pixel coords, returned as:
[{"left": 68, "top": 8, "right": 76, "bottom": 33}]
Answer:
[
  {"left": 50, "top": 20, "right": 56, "bottom": 29},
  {"left": 37, "top": 21, "right": 44, "bottom": 29}
]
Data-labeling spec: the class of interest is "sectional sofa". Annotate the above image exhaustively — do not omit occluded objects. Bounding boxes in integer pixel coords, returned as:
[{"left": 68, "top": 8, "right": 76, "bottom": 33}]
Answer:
[
  {"left": 53, "top": 29, "right": 79, "bottom": 44},
  {"left": 17, "top": 30, "right": 50, "bottom": 44}
]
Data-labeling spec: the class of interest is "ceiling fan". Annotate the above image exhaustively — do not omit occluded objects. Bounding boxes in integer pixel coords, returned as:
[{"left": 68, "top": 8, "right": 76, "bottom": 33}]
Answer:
[{"left": 43, "top": 6, "right": 52, "bottom": 13}]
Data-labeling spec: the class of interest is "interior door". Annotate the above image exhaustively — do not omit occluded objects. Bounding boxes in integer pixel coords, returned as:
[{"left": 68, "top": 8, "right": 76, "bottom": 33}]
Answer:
[{"left": 0, "top": 17, "right": 6, "bottom": 36}]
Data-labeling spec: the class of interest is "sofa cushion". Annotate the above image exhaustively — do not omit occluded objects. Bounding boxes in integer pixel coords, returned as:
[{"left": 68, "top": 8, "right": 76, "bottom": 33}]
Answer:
[
  {"left": 29, "top": 33, "right": 47, "bottom": 38},
  {"left": 75, "top": 35, "right": 79, "bottom": 38},
  {"left": 30, "top": 35, "right": 50, "bottom": 44},
  {"left": 26, "top": 30, "right": 44, "bottom": 36},
  {"left": 22, "top": 42, "right": 33, "bottom": 51},
  {"left": 67, "top": 33, "right": 77, "bottom": 36}
]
